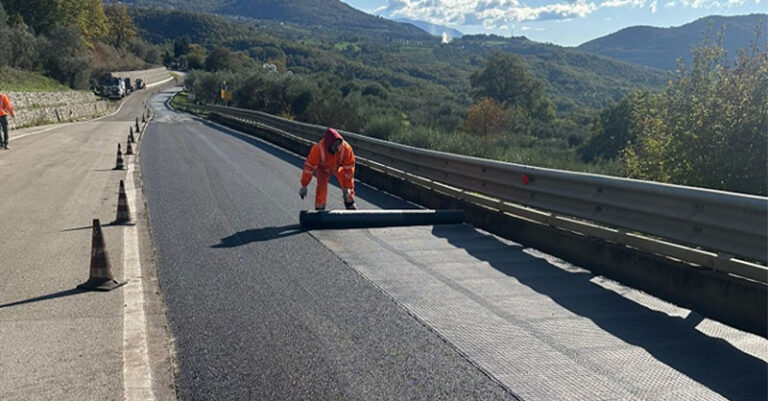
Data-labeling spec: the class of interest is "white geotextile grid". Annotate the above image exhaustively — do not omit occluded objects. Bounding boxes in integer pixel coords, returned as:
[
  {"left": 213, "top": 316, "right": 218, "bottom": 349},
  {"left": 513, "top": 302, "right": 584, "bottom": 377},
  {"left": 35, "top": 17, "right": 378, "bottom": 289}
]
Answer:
[{"left": 315, "top": 225, "right": 767, "bottom": 401}]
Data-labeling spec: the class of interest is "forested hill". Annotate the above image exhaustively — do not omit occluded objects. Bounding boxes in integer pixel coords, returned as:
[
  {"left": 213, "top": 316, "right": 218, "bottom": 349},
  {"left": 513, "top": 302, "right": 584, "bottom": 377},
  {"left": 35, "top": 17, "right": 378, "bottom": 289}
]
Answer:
[
  {"left": 578, "top": 14, "right": 767, "bottom": 70},
  {"left": 116, "top": 0, "right": 431, "bottom": 39},
  {"left": 131, "top": 7, "right": 254, "bottom": 44},
  {"left": 455, "top": 34, "right": 666, "bottom": 109},
  {"left": 126, "top": 4, "right": 768, "bottom": 195},
  {"left": 131, "top": 8, "right": 667, "bottom": 111}
]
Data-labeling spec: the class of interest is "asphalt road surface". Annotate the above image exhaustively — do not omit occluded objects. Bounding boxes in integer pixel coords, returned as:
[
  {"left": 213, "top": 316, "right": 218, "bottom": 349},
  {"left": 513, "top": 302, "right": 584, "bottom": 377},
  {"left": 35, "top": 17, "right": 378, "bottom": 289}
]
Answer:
[
  {"left": 142, "top": 90, "right": 767, "bottom": 401},
  {"left": 141, "top": 91, "right": 517, "bottom": 401},
  {"left": 0, "top": 87, "right": 175, "bottom": 401}
]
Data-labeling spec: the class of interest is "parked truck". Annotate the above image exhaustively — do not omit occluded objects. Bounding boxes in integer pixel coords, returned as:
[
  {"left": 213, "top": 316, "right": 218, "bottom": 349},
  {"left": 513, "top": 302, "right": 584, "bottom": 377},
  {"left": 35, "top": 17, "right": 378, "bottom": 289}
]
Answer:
[
  {"left": 99, "top": 75, "right": 126, "bottom": 100},
  {"left": 124, "top": 78, "right": 133, "bottom": 95}
]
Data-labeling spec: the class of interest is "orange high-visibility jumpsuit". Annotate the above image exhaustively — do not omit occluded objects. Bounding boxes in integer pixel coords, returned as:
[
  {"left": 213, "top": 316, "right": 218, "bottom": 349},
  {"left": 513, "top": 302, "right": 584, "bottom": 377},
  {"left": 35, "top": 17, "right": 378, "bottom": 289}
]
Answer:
[
  {"left": 0, "top": 94, "right": 14, "bottom": 118},
  {"left": 301, "top": 132, "right": 355, "bottom": 210},
  {"left": 0, "top": 93, "right": 15, "bottom": 148}
]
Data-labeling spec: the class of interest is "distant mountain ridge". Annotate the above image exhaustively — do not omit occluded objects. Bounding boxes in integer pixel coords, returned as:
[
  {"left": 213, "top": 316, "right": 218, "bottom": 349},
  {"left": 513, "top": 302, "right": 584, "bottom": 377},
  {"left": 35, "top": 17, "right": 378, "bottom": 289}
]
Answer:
[
  {"left": 130, "top": 5, "right": 668, "bottom": 111},
  {"left": 395, "top": 18, "right": 463, "bottom": 38},
  {"left": 578, "top": 14, "right": 767, "bottom": 70},
  {"left": 116, "top": 0, "right": 432, "bottom": 39}
]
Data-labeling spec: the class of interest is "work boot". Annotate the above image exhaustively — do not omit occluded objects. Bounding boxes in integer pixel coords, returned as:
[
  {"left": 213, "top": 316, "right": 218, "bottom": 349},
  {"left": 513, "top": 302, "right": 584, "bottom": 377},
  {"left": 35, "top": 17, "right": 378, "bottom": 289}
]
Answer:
[{"left": 344, "top": 201, "right": 357, "bottom": 210}]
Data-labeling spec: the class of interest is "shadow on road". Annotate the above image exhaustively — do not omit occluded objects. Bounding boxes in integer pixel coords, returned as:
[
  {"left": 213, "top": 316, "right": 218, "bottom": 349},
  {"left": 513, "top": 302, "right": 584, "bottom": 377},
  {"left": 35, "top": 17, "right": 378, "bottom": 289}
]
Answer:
[
  {"left": 60, "top": 221, "right": 134, "bottom": 232},
  {"left": 431, "top": 224, "right": 767, "bottom": 401},
  {"left": 212, "top": 224, "right": 306, "bottom": 248},
  {"left": 0, "top": 288, "right": 86, "bottom": 309}
]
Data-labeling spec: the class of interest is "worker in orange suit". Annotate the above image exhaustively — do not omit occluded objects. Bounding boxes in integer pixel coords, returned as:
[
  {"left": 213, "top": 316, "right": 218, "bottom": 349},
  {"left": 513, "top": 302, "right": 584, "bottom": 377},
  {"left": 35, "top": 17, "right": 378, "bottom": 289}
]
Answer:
[
  {"left": 300, "top": 127, "right": 357, "bottom": 210},
  {"left": 0, "top": 90, "right": 15, "bottom": 150}
]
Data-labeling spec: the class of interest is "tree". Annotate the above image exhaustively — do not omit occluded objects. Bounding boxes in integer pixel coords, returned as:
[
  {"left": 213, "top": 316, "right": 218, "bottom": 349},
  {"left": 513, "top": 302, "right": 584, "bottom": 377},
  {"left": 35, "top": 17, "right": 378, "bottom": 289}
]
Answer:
[
  {"left": 462, "top": 98, "right": 511, "bottom": 137},
  {"left": 470, "top": 51, "right": 553, "bottom": 121},
  {"left": 184, "top": 44, "right": 207, "bottom": 70},
  {"left": 105, "top": 2, "right": 137, "bottom": 50},
  {"left": 623, "top": 32, "right": 768, "bottom": 195},
  {"left": 56, "top": 0, "right": 110, "bottom": 45},
  {"left": 205, "top": 46, "right": 233, "bottom": 72},
  {"left": 43, "top": 24, "right": 92, "bottom": 89},
  {"left": 579, "top": 91, "right": 654, "bottom": 162},
  {"left": 174, "top": 36, "right": 190, "bottom": 58},
  {"left": 145, "top": 47, "right": 162, "bottom": 65},
  {"left": 7, "top": 22, "right": 41, "bottom": 70},
  {"left": 163, "top": 50, "right": 173, "bottom": 66},
  {"left": 0, "top": 5, "right": 12, "bottom": 65},
  {"left": 1, "top": 0, "right": 59, "bottom": 34}
]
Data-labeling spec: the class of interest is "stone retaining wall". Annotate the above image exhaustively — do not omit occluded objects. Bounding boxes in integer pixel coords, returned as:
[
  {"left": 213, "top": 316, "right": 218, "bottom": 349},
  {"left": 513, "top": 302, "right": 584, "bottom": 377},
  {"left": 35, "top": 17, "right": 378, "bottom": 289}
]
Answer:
[
  {"left": 6, "top": 90, "right": 112, "bottom": 130},
  {"left": 5, "top": 68, "right": 169, "bottom": 130}
]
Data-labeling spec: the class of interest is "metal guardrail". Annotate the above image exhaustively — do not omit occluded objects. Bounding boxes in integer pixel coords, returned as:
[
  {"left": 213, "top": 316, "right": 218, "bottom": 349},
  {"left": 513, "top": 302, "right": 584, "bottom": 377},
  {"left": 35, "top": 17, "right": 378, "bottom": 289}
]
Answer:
[{"left": 202, "top": 104, "right": 768, "bottom": 283}]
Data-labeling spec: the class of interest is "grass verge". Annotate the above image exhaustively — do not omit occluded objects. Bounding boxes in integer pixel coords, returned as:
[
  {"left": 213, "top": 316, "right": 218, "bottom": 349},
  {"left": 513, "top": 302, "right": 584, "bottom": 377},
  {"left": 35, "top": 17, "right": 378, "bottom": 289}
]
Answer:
[{"left": 0, "top": 67, "right": 70, "bottom": 92}]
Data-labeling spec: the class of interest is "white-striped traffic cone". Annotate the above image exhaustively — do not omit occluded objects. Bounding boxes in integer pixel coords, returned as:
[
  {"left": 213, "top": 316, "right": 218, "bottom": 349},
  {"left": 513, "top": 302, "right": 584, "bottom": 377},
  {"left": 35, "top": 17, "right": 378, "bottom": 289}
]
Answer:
[
  {"left": 115, "top": 180, "right": 131, "bottom": 224},
  {"left": 77, "top": 219, "right": 125, "bottom": 291},
  {"left": 114, "top": 144, "right": 124, "bottom": 170}
]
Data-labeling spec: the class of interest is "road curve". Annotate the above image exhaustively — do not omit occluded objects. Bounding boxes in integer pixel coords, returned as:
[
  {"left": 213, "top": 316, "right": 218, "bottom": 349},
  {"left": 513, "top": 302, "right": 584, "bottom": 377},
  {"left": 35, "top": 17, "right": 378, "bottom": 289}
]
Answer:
[{"left": 141, "top": 90, "right": 517, "bottom": 400}]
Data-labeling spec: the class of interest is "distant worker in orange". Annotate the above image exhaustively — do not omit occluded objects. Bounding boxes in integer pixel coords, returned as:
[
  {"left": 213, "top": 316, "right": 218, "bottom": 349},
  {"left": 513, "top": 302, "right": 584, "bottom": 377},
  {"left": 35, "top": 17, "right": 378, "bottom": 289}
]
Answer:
[
  {"left": 300, "top": 128, "right": 357, "bottom": 210},
  {"left": 0, "top": 90, "right": 15, "bottom": 150}
]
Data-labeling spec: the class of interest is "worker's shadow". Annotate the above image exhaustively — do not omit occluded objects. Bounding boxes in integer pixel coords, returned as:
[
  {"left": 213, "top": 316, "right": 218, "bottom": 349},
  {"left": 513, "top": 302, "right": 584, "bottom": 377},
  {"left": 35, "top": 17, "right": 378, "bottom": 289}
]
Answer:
[{"left": 212, "top": 224, "right": 305, "bottom": 248}]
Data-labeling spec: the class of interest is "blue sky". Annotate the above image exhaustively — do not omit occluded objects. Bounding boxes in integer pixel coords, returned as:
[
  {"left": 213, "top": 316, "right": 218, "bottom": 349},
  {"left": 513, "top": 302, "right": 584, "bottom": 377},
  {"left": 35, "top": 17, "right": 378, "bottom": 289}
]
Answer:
[{"left": 342, "top": 0, "right": 766, "bottom": 46}]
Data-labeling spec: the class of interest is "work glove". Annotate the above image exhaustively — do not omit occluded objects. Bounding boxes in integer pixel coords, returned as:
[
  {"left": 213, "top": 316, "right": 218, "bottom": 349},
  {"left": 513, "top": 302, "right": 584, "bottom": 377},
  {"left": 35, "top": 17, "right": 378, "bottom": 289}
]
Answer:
[{"left": 299, "top": 186, "right": 308, "bottom": 199}]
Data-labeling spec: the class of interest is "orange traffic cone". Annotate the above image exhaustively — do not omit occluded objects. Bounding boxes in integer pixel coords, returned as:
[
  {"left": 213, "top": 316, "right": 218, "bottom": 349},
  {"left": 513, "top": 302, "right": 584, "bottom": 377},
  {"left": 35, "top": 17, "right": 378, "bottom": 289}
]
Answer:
[
  {"left": 114, "top": 144, "right": 124, "bottom": 170},
  {"left": 126, "top": 137, "right": 134, "bottom": 155},
  {"left": 115, "top": 180, "right": 131, "bottom": 224},
  {"left": 77, "top": 219, "right": 125, "bottom": 291},
  {"left": 129, "top": 126, "right": 135, "bottom": 143},
  {"left": 142, "top": 114, "right": 146, "bottom": 124},
  {"left": 135, "top": 117, "right": 140, "bottom": 133}
]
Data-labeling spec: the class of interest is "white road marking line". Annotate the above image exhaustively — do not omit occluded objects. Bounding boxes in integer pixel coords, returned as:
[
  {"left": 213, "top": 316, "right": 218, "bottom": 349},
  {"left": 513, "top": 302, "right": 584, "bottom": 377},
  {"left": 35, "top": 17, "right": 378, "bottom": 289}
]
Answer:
[
  {"left": 94, "top": 96, "right": 130, "bottom": 121},
  {"left": 146, "top": 77, "right": 175, "bottom": 89},
  {"left": 9, "top": 124, "right": 67, "bottom": 142},
  {"left": 123, "top": 148, "right": 155, "bottom": 401}
]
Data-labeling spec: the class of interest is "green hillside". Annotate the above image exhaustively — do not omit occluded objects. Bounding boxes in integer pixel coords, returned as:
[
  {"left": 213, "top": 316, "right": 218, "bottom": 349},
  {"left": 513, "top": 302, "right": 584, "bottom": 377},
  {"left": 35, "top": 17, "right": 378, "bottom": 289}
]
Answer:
[
  {"left": 0, "top": 66, "right": 71, "bottom": 92},
  {"left": 578, "top": 14, "right": 767, "bottom": 70},
  {"left": 131, "top": 4, "right": 764, "bottom": 195},
  {"left": 131, "top": 7, "right": 666, "bottom": 112},
  {"left": 118, "top": 0, "right": 430, "bottom": 39}
]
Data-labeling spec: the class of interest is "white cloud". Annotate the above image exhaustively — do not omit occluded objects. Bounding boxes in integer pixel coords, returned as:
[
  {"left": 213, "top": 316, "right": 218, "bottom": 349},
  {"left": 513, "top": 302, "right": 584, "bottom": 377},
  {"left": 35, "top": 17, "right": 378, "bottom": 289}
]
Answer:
[
  {"left": 601, "top": 0, "right": 644, "bottom": 7},
  {"left": 677, "top": 0, "right": 752, "bottom": 7},
  {"left": 377, "top": 0, "right": 763, "bottom": 28},
  {"left": 377, "top": 0, "right": 599, "bottom": 27}
]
